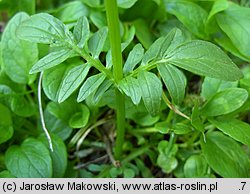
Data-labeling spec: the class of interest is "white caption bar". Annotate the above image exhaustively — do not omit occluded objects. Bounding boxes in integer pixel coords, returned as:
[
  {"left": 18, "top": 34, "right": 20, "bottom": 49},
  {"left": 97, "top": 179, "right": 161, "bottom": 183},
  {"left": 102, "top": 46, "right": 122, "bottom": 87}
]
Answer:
[{"left": 0, "top": 178, "right": 249, "bottom": 194}]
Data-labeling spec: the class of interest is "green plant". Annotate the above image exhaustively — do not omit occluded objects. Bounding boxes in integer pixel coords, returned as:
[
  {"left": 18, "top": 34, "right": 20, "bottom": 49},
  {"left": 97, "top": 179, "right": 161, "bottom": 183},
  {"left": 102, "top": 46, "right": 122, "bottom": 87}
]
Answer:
[{"left": 0, "top": 0, "right": 250, "bottom": 178}]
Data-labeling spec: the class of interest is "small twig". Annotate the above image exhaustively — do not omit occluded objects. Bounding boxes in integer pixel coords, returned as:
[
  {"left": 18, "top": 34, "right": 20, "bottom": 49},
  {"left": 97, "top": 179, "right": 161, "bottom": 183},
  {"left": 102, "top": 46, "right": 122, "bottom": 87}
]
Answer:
[
  {"left": 76, "top": 119, "right": 112, "bottom": 151},
  {"left": 74, "top": 148, "right": 95, "bottom": 159},
  {"left": 202, "top": 132, "right": 206, "bottom": 143},
  {"left": 69, "top": 125, "right": 90, "bottom": 147},
  {"left": 162, "top": 92, "right": 191, "bottom": 120},
  {"left": 69, "top": 115, "right": 113, "bottom": 147},
  {"left": 38, "top": 72, "right": 53, "bottom": 152},
  {"left": 74, "top": 155, "right": 108, "bottom": 170},
  {"left": 103, "top": 134, "right": 119, "bottom": 167}
]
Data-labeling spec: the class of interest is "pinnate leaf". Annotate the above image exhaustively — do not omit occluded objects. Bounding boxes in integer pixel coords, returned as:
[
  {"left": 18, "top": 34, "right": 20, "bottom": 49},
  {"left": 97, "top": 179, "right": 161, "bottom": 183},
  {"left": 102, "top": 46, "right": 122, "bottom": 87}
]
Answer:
[
  {"left": 58, "top": 64, "right": 91, "bottom": 103},
  {"left": 158, "top": 64, "right": 186, "bottom": 104},
  {"left": 30, "top": 49, "right": 73, "bottom": 74},
  {"left": 17, "top": 13, "right": 73, "bottom": 45},
  {"left": 93, "top": 79, "right": 113, "bottom": 103},
  {"left": 142, "top": 28, "right": 184, "bottom": 65},
  {"left": 138, "top": 71, "right": 162, "bottom": 116},
  {"left": 88, "top": 27, "right": 108, "bottom": 59},
  {"left": 123, "top": 43, "right": 144, "bottom": 74},
  {"left": 73, "top": 16, "right": 90, "bottom": 48},
  {"left": 77, "top": 73, "right": 106, "bottom": 102},
  {"left": 119, "top": 76, "right": 141, "bottom": 105},
  {"left": 42, "top": 63, "right": 73, "bottom": 101}
]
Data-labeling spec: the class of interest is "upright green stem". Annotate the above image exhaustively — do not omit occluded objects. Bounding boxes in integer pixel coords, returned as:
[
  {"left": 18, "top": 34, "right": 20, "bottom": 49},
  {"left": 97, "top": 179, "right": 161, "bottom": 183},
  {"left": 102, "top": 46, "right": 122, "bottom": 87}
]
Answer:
[{"left": 105, "top": 0, "right": 125, "bottom": 160}]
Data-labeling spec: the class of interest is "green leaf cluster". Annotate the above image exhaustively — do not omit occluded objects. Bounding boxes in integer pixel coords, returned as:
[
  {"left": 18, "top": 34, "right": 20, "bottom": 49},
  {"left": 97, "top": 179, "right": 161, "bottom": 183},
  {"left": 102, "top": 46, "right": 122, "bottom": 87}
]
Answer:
[{"left": 0, "top": 0, "right": 249, "bottom": 178}]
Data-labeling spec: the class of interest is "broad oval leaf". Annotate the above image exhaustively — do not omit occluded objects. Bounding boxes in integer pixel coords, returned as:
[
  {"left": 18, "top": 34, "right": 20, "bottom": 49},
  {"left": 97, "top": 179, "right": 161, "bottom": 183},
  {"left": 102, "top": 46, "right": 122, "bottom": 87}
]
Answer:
[
  {"left": 165, "top": 0, "right": 207, "bottom": 38},
  {"left": 166, "top": 40, "right": 243, "bottom": 81},
  {"left": 17, "top": 13, "right": 73, "bottom": 45},
  {"left": 54, "top": 1, "right": 89, "bottom": 26},
  {"left": 209, "top": 118, "right": 250, "bottom": 147},
  {"left": 131, "top": 112, "right": 159, "bottom": 127},
  {"left": 202, "top": 88, "right": 248, "bottom": 117},
  {"left": 191, "top": 103, "right": 204, "bottom": 133},
  {"left": 90, "top": 11, "right": 107, "bottom": 29},
  {"left": 138, "top": 71, "right": 162, "bottom": 116},
  {"left": 44, "top": 110, "right": 72, "bottom": 141},
  {"left": 167, "top": 40, "right": 243, "bottom": 81},
  {"left": 1, "top": 12, "right": 38, "bottom": 84},
  {"left": 77, "top": 73, "right": 106, "bottom": 102},
  {"left": 0, "top": 103, "right": 13, "bottom": 144},
  {"left": 5, "top": 138, "right": 52, "bottom": 178},
  {"left": 119, "top": 76, "right": 141, "bottom": 105},
  {"left": 9, "top": 0, "right": 36, "bottom": 15},
  {"left": 133, "top": 19, "right": 153, "bottom": 49},
  {"left": 118, "top": 0, "right": 137, "bottom": 8},
  {"left": 207, "top": 0, "right": 229, "bottom": 21},
  {"left": 11, "top": 96, "right": 36, "bottom": 117},
  {"left": 58, "top": 64, "right": 91, "bottom": 103},
  {"left": 123, "top": 168, "right": 136, "bottom": 178},
  {"left": 157, "top": 140, "right": 178, "bottom": 173},
  {"left": 201, "top": 77, "right": 238, "bottom": 100},
  {"left": 69, "top": 104, "right": 90, "bottom": 128},
  {"left": 0, "top": 85, "right": 14, "bottom": 106},
  {"left": 81, "top": 0, "right": 101, "bottom": 7},
  {"left": 184, "top": 155, "right": 208, "bottom": 178},
  {"left": 173, "top": 123, "right": 192, "bottom": 135},
  {"left": 201, "top": 132, "right": 249, "bottom": 177},
  {"left": 155, "top": 121, "right": 171, "bottom": 134},
  {"left": 39, "top": 135, "right": 67, "bottom": 178},
  {"left": 216, "top": 4, "right": 250, "bottom": 58},
  {"left": 158, "top": 64, "right": 186, "bottom": 104},
  {"left": 0, "top": 170, "right": 15, "bottom": 178},
  {"left": 47, "top": 97, "right": 81, "bottom": 126},
  {"left": 29, "top": 49, "right": 73, "bottom": 74},
  {"left": 0, "top": 71, "right": 24, "bottom": 93},
  {"left": 215, "top": 33, "right": 250, "bottom": 62}
]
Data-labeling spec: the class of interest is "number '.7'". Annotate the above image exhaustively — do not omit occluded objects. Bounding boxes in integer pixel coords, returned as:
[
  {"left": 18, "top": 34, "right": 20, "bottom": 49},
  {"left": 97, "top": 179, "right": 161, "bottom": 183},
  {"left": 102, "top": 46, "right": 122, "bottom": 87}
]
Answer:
[{"left": 241, "top": 182, "right": 246, "bottom": 190}]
